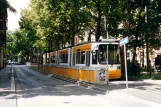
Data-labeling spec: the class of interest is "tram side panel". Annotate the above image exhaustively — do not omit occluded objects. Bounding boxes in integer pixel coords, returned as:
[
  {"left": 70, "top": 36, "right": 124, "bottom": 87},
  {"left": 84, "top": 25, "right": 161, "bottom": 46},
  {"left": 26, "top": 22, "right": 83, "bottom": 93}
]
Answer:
[
  {"left": 63, "top": 49, "right": 71, "bottom": 77},
  {"left": 43, "top": 41, "right": 121, "bottom": 84},
  {"left": 31, "top": 63, "right": 38, "bottom": 71},
  {"left": 71, "top": 44, "right": 92, "bottom": 82},
  {"left": 45, "top": 44, "right": 100, "bottom": 84},
  {"left": 42, "top": 52, "right": 50, "bottom": 73},
  {"left": 49, "top": 51, "right": 59, "bottom": 75},
  {"left": 71, "top": 43, "right": 104, "bottom": 84},
  {"left": 79, "top": 69, "right": 88, "bottom": 82},
  {"left": 108, "top": 69, "right": 121, "bottom": 79},
  {"left": 58, "top": 48, "right": 70, "bottom": 77},
  {"left": 70, "top": 53, "right": 79, "bottom": 80}
]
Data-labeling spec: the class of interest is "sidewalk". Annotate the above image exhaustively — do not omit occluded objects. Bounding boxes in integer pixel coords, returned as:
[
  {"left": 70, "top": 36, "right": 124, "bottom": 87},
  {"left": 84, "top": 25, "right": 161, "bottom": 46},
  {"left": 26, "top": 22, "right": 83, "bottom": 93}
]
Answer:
[
  {"left": 0, "top": 67, "right": 16, "bottom": 107},
  {"left": 50, "top": 72, "right": 161, "bottom": 106},
  {"left": 95, "top": 80, "right": 161, "bottom": 106}
]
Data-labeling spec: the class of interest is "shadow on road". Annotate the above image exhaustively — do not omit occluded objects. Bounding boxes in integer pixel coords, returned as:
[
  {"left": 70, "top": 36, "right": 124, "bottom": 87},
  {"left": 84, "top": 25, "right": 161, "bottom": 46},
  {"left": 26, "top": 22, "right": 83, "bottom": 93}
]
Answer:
[
  {"left": 13, "top": 66, "right": 104, "bottom": 99},
  {"left": 0, "top": 67, "right": 17, "bottom": 99},
  {"left": 96, "top": 80, "right": 161, "bottom": 93}
]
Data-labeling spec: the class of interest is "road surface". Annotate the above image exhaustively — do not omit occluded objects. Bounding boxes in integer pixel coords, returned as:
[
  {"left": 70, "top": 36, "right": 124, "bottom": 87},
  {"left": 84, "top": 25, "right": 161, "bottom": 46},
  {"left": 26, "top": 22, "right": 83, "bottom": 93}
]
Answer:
[{"left": 0, "top": 65, "right": 161, "bottom": 107}]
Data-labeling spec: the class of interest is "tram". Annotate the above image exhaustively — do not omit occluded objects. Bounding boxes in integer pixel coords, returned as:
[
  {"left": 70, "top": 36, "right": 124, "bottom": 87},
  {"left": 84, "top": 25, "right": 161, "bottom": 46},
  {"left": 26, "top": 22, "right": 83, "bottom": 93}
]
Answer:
[{"left": 43, "top": 39, "right": 121, "bottom": 84}]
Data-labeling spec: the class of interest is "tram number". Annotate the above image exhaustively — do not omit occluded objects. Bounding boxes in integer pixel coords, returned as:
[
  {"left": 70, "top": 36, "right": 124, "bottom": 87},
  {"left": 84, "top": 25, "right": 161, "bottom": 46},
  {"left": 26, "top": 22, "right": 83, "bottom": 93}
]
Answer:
[{"left": 99, "top": 71, "right": 105, "bottom": 81}]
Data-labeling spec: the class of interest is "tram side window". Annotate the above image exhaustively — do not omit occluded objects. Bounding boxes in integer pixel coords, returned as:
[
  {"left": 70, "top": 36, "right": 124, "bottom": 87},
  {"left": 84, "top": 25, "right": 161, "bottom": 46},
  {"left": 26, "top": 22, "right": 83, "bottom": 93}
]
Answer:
[
  {"left": 46, "top": 54, "right": 50, "bottom": 64},
  {"left": 57, "top": 55, "right": 60, "bottom": 64},
  {"left": 86, "top": 51, "right": 90, "bottom": 66},
  {"left": 92, "top": 50, "right": 98, "bottom": 64},
  {"left": 43, "top": 54, "right": 46, "bottom": 64},
  {"left": 60, "top": 54, "right": 68, "bottom": 63},
  {"left": 69, "top": 53, "right": 71, "bottom": 66},
  {"left": 76, "top": 51, "right": 85, "bottom": 64},
  {"left": 51, "top": 56, "right": 55, "bottom": 64},
  {"left": 108, "top": 45, "right": 120, "bottom": 64},
  {"left": 59, "top": 54, "right": 61, "bottom": 63},
  {"left": 65, "top": 54, "right": 68, "bottom": 63},
  {"left": 76, "top": 52, "right": 80, "bottom": 64},
  {"left": 81, "top": 52, "right": 85, "bottom": 64},
  {"left": 73, "top": 53, "right": 75, "bottom": 65}
]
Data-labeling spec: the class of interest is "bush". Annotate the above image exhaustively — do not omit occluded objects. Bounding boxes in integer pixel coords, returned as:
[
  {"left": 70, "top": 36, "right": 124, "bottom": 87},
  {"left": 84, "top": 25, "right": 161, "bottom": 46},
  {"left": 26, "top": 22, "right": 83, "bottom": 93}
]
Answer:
[
  {"left": 152, "top": 74, "right": 161, "bottom": 80},
  {"left": 139, "top": 74, "right": 150, "bottom": 79},
  {"left": 127, "top": 61, "right": 140, "bottom": 76}
]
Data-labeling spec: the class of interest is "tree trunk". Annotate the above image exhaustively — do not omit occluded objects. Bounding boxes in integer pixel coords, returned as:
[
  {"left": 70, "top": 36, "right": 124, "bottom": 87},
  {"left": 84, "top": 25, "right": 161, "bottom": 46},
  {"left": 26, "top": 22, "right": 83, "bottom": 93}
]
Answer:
[
  {"left": 26, "top": 54, "right": 29, "bottom": 62},
  {"left": 71, "top": 33, "right": 75, "bottom": 46},
  {"left": 95, "top": 0, "right": 101, "bottom": 42},
  {"left": 88, "top": 30, "right": 92, "bottom": 42}
]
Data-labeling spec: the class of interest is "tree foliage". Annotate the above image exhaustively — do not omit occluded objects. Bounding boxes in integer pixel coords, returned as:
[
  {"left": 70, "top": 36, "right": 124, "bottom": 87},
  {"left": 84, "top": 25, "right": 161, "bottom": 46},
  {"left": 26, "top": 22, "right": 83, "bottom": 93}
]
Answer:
[
  {"left": 0, "top": 0, "right": 16, "bottom": 13},
  {"left": 6, "top": 0, "right": 161, "bottom": 65}
]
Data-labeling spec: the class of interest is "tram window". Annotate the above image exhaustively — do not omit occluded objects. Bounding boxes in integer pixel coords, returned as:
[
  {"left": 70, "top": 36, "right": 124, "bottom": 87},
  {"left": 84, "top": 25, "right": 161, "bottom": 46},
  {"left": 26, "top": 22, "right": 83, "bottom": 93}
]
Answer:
[
  {"left": 46, "top": 53, "right": 50, "bottom": 63},
  {"left": 51, "top": 56, "right": 55, "bottom": 63},
  {"left": 55, "top": 55, "right": 57, "bottom": 64},
  {"left": 69, "top": 53, "right": 71, "bottom": 66},
  {"left": 57, "top": 55, "right": 60, "bottom": 64},
  {"left": 86, "top": 51, "right": 90, "bottom": 66},
  {"left": 43, "top": 54, "right": 45, "bottom": 64},
  {"left": 99, "top": 45, "right": 107, "bottom": 64},
  {"left": 76, "top": 51, "right": 85, "bottom": 64},
  {"left": 108, "top": 45, "right": 120, "bottom": 64},
  {"left": 76, "top": 52, "right": 80, "bottom": 64},
  {"left": 92, "top": 50, "right": 98, "bottom": 64},
  {"left": 80, "top": 52, "right": 85, "bottom": 64},
  {"left": 59, "top": 54, "right": 62, "bottom": 63},
  {"left": 73, "top": 53, "right": 75, "bottom": 65},
  {"left": 65, "top": 54, "right": 68, "bottom": 63},
  {"left": 47, "top": 58, "right": 49, "bottom": 64},
  {"left": 60, "top": 54, "right": 68, "bottom": 63}
]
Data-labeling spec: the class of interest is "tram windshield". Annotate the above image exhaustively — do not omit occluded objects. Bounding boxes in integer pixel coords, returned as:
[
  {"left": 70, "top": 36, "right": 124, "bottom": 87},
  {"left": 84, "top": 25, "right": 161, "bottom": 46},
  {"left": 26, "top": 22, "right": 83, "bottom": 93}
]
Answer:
[{"left": 98, "top": 44, "right": 120, "bottom": 64}]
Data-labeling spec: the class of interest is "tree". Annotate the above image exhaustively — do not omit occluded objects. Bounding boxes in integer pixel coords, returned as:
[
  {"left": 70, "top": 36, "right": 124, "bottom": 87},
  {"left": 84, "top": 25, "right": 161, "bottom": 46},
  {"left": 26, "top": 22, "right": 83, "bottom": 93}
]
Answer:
[{"left": 0, "top": 0, "right": 16, "bottom": 13}]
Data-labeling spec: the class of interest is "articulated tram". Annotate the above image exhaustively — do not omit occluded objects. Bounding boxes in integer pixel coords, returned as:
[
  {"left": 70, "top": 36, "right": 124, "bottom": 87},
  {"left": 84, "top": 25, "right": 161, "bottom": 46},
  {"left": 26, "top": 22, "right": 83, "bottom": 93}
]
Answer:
[{"left": 43, "top": 39, "right": 121, "bottom": 84}]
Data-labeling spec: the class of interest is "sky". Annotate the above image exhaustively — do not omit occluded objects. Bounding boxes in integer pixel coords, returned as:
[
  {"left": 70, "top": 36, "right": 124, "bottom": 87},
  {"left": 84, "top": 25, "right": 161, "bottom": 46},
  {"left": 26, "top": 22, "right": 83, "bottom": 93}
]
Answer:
[{"left": 7, "top": 0, "right": 30, "bottom": 31}]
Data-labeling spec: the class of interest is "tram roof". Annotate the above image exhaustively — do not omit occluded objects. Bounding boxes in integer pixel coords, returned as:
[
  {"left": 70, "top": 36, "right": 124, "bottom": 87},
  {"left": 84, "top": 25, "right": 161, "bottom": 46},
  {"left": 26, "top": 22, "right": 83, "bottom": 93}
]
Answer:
[
  {"left": 74, "top": 39, "right": 120, "bottom": 46},
  {"left": 53, "top": 39, "right": 120, "bottom": 51}
]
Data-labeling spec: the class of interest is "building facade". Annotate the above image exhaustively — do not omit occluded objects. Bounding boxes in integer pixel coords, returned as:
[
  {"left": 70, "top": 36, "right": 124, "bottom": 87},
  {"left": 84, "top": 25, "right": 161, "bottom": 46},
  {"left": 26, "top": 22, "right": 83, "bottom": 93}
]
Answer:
[{"left": 0, "top": 9, "right": 7, "bottom": 70}]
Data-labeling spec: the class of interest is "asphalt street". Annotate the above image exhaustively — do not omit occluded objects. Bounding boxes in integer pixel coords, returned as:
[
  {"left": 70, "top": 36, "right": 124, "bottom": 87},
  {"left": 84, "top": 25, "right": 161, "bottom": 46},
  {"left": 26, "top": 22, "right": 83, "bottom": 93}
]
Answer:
[
  {"left": 0, "top": 66, "right": 16, "bottom": 107},
  {"left": 0, "top": 65, "right": 161, "bottom": 107}
]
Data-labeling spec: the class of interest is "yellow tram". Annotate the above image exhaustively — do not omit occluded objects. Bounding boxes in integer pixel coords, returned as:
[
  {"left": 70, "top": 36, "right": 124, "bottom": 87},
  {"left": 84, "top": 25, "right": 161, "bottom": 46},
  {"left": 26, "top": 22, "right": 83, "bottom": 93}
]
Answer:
[{"left": 43, "top": 39, "right": 121, "bottom": 84}]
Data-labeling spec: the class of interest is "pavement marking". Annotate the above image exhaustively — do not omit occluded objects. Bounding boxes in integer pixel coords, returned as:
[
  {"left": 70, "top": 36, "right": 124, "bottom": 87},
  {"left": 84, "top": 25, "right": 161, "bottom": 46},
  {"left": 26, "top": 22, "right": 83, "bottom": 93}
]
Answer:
[
  {"left": 10, "top": 67, "right": 27, "bottom": 107},
  {"left": 10, "top": 73, "right": 16, "bottom": 107}
]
